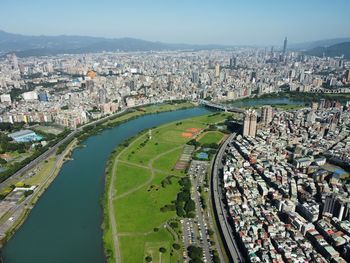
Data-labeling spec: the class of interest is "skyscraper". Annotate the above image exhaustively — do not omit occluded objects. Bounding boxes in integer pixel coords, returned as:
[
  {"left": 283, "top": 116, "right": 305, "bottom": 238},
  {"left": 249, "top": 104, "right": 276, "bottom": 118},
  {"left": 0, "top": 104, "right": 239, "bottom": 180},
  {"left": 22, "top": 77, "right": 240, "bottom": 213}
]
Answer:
[
  {"left": 215, "top": 63, "right": 220, "bottom": 78},
  {"left": 283, "top": 37, "right": 288, "bottom": 56},
  {"left": 243, "top": 109, "right": 257, "bottom": 137},
  {"left": 229, "top": 56, "right": 237, "bottom": 69},
  {"left": 261, "top": 106, "right": 273, "bottom": 125},
  {"left": 345, "top": 69, "right": 350, "bottom": 82}
]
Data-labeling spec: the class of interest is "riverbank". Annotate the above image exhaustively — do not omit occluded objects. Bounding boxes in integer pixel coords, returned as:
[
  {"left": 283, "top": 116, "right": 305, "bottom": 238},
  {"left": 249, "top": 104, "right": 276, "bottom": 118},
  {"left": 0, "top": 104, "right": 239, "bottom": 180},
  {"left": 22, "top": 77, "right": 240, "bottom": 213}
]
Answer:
[{"left": 0, "top": 138, "right": 77, "bottom": 247}]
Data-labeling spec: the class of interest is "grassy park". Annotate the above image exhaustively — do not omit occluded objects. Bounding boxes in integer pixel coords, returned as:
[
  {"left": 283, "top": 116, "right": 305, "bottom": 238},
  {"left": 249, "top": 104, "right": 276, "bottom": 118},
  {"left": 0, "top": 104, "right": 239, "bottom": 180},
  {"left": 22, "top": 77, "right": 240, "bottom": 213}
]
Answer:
[
  {"left": 197, "top": 131, "right": 225, "bottom": 145},
  {"left": 104, "top": 112, "right": 231, "bottom": 263}
]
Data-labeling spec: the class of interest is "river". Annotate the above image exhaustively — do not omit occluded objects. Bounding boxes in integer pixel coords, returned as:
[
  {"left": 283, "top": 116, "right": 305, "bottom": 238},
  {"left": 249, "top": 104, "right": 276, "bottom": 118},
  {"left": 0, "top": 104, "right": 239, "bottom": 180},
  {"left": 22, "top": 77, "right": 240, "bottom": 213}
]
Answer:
[
  {"left": 228, "top": 97, "right": 305, "bottom": 108},
  {"left": 2, "top": 107, "right": 211, "bottom": 263}
]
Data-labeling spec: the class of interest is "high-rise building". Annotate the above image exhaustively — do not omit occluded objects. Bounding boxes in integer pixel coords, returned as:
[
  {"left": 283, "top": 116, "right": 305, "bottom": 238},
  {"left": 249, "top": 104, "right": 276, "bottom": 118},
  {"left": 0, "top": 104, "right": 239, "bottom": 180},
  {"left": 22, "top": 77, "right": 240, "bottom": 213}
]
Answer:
[
  {"left": 215, "top": 64, "right": 220, "bottom": 78},
  {"left": 261, "top": 106, "right": 273, "bottom": 125},
  {"left": 8, "top": 53, "right": 19, "bottom": 70},
  {"left": 243, "top": 109, "right": 257, "bottom": 137},
  {"left": 229, "top": 56, "right": 237, "bottom": 69},
  {"left": 311, "top": 102, "right": 318, "bottom": 111},
  {"left": 98, "top": 88, "right": 107, "bottom": 104},
  {"left": 319, "top": 99, "right": 326, "bottom": 109},
  {"left": 345, "top": 69, "right": 350, "bottom": 82},
  {"left": 283, "top": 37, "right": 288, "bottom": 56},
  {"left": 38, "top": 91, "right": 49, "bottom": 102},
  {"left": 191, "top": 71, "right": 199, "bottom": 84}
]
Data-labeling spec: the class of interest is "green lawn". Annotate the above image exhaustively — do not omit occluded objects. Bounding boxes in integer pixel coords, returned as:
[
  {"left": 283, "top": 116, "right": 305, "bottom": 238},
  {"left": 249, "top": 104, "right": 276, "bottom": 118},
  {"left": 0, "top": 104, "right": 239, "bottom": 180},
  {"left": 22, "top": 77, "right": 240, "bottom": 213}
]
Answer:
[
  {"left": 192, "top": 112, "right": 231, "bottom": 124},
  {"left": 152, "top": 147, "right": 183, "bottom": 173},
  {"left": 23, "top": 156, "right": 56, "bottom": 185},
  {"left": 114, "top": 171, "right": 180, "bottom": 233},
  {"left": 114, "top": 163, "right": 152, "bottom": 196},
  {"left": 119, "top": 228, "right": 176, "bottom": 263},
  {"left": 198, "top": 131, "right": 225, "bottom": 145},
  {"left": 107, "top": 112, "right": 232, "bottom": 262}
]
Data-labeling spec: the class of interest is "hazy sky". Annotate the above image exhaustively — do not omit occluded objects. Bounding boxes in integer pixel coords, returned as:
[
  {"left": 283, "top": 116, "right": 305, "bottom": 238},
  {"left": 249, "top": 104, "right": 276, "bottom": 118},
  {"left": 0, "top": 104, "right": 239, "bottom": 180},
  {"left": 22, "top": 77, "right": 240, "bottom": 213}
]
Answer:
[{"left": 1, "top": 0, "right": 350, "bottom": 45}]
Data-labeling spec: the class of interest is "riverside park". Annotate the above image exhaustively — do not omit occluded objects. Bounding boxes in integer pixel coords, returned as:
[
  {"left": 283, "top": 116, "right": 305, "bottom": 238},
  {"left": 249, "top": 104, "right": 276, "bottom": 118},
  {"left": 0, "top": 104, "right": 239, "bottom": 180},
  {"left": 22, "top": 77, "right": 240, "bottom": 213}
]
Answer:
[{"left": 104, "top": 112, "right": 230, "bottom": 263}]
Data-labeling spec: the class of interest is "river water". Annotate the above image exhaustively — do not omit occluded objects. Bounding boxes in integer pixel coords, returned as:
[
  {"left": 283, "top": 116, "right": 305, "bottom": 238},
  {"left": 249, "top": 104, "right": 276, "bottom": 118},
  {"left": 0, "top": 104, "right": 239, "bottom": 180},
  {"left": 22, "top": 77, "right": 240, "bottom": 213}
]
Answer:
[
  {"left": 229, "top": 97, "right": 304, "bottom": 108},
  {"left": 2, "top": 107, "right": 211, "bottom": 263}
]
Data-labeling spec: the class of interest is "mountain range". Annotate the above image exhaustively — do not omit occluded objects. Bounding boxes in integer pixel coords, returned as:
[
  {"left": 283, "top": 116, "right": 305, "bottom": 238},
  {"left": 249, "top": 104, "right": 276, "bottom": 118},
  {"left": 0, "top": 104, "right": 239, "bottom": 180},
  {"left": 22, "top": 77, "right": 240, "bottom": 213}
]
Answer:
[
  {"left": 0, "top": 29, "right": 349, "bottom": 58},
  {"left": 305, "top": 42, "right": 350, "bottom": 59},
  {"left": 0, "top": 30, "right": 230, "bottom": 57}
]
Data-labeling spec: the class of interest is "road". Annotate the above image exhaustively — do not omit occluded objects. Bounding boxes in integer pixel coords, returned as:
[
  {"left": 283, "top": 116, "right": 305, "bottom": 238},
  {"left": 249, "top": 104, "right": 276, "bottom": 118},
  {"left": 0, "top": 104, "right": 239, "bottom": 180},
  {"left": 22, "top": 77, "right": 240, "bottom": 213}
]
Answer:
[{"left": 211, "top": 133, "right": 244, "bottom": 263}]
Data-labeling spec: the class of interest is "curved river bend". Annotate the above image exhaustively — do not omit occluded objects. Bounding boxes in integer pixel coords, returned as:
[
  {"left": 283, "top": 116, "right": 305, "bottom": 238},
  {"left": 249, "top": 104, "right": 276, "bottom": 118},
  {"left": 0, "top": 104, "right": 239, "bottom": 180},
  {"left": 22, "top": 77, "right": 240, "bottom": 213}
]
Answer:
[{"left": 2, "top": 107, "right": 211, "bottom": 263}]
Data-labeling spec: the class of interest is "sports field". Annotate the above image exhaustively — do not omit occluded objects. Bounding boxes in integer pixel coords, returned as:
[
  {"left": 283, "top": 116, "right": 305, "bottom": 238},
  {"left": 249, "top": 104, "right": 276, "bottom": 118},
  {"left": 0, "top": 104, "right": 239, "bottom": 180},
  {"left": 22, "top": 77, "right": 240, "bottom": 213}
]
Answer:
[
  {"left": 105, "top": 112, "right": 230, "bottom": 263},
  {"left": 197, "top": 131, "right": 225, "bottom": 145}
]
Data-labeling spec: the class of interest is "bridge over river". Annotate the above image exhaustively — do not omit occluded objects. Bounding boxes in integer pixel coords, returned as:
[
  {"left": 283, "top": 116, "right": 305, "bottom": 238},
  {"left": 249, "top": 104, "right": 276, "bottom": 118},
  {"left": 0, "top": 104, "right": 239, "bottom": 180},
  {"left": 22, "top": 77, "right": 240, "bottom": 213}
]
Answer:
[{"left": 198, "top": 99, "right": 246, "bottom": 114}]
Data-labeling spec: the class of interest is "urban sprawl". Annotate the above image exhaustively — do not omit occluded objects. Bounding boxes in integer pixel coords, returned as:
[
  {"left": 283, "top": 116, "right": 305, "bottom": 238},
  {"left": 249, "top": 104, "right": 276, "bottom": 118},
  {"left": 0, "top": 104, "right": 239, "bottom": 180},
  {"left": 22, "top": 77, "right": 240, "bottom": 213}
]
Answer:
[{"left": 1, "top": 39, "right": 350, "bottom": 263}]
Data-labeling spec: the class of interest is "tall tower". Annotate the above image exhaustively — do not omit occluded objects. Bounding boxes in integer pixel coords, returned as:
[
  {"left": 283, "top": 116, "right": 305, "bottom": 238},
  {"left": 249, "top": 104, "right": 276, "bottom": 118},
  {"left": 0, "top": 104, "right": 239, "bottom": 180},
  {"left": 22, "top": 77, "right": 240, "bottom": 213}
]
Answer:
[
  {"left": 283, "top": 37, "right": 288, "bottom": 56},
  {"left": 215, "top": 63, "right": 220, "bottom": 78},
  {"left": 243, "top": 109, "right": 257, "bottom": 137},
  {"left": 345, "top": 69, "right": 350, "bottom": 82},
  {"left": 261, "top": 106, "right": 273, "bottom": 126}
]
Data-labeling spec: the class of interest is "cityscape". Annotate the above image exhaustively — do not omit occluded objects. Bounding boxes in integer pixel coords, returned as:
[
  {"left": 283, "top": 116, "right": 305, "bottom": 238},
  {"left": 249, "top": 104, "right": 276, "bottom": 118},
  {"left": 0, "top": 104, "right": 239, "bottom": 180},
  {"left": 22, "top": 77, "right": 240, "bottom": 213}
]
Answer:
[{"left": 0, "top": 1, "right": 350, "bottom": 263}]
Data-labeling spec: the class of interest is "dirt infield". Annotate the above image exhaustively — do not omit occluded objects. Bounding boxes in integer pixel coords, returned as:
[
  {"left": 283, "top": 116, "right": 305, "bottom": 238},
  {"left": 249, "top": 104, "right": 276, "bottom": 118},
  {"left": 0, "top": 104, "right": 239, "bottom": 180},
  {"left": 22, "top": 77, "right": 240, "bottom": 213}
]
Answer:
[
  {"left": 180, "top": 128, "right": 202, "bottom": 139},
  {"left": 181, "top": 132, "right": 193, "bottom": 138},
  {"left": 187, "top": 128, "right": 201, "bottom": 133}
]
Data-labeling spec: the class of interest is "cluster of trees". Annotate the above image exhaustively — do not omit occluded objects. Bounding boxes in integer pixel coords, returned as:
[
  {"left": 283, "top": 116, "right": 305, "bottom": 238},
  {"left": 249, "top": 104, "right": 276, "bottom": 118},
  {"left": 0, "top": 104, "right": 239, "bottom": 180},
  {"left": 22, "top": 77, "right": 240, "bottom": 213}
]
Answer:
[
  {"left": 201, "top": 143, "right": 219, "bottom": 149},
  {"left": 0, "top": 122, "right": 26, "bottom": 132},
  {"left": 161, "top": 175, "right": 173, "bottom": 188},
  {"left": 0, "top": 129, "right": 70, "bottom": 183},
  {"left": 175, "top": 177, "right": 196, "bottom": 218},
  {"left": 187, "top": 139, "right": 200, "bottom": 148},
  {"left": 187, "top": 245, "right": 204, "bottom": 263},
  {"left": 198, "top": 186, "right": 207, "bottom": 210},
  {"left": 160, "top": 203, "right": 176, "bottom": 213}
]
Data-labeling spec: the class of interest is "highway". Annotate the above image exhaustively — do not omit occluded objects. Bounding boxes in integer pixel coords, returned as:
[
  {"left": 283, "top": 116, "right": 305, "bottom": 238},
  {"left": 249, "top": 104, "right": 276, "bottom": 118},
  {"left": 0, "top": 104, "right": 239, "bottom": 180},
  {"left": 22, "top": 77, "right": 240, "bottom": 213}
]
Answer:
[{"left": 211, "top": 133, "right": 245, "bottom": 263}]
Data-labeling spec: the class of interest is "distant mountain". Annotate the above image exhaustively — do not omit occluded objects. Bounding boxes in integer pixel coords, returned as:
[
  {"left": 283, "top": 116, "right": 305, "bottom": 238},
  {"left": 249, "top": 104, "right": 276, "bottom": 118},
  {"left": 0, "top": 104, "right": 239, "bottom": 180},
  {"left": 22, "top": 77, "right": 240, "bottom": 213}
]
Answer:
[
  {"left": 305, "top": 42, "right": 350, "bottom": 59},
  {"left": 289, "top": 37, "right": 350, "bottom": 50},
  {"left": 0, "top": 30, "right": 230, "bottom": 57}
]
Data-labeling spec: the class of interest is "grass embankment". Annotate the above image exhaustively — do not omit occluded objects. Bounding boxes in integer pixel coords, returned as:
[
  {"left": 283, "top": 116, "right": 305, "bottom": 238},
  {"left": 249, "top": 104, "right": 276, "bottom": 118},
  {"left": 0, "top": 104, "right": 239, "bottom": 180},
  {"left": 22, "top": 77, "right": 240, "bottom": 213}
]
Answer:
[{"left": 104, "top": 112, "right": 231, "bottom": 263}]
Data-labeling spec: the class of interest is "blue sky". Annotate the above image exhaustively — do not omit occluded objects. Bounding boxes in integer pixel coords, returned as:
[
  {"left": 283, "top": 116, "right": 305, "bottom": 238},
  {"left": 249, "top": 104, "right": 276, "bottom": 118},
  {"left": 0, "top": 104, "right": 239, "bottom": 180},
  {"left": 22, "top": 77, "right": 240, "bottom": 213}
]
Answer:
[{"left": 1, "top": 0, "right": 349, "bottom": 45}]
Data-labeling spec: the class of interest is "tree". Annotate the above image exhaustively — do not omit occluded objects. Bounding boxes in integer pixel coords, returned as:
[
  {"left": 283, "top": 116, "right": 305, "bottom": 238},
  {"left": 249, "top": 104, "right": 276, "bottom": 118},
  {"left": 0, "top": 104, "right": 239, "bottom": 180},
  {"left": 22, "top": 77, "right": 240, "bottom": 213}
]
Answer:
[
  {"left": 213, "top": 253, "right": 220, "bottom": 263},
  {"left": 159, "top": 247, "right": 166, "bottom": 253},
  {"left": 170, "top": 222, "right": 178, "bottom": 229},
  {"left": 176, "top": 205, "right": 185, "bottom": 217},
  {"left": 187, "top": 246, "right": 203, "bottom": 261},
  {"left": 145, "top": 256, "right": 152, "bottom": 262},
  {"left": 24, "top": 190, "right": 34, "bottom": 197},
  {"left": 172, "top": 243, "right": 180, "bottom": 250},
  {"left": 0, "top": 158, "right": 7, "bottom": 165},
  {"left": 184, "top": 200, "right": 196, "bottom": 214}
]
